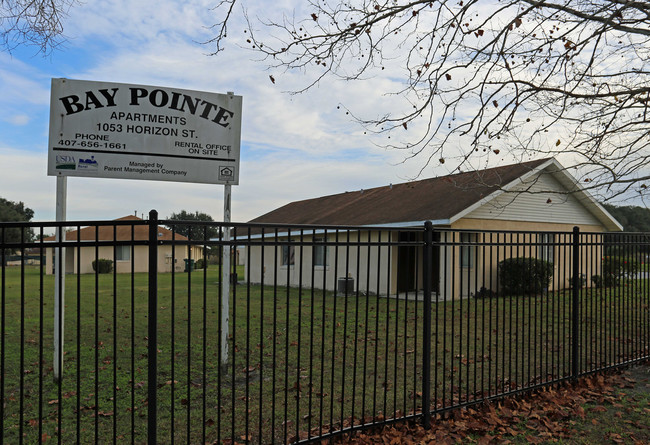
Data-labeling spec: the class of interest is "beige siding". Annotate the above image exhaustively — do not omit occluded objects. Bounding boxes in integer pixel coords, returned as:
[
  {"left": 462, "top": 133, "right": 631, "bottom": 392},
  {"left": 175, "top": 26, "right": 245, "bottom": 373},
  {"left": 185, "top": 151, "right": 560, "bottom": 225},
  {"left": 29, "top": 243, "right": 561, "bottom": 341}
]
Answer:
[
  {"left": 444, "top": 219, "right": 606, "bottom": 299},
  {"left": 466, "top": 172, "right": 601, "bottom": 226},
  {"left": 452, "top": 219, "right": 605, "bottom": 233}
]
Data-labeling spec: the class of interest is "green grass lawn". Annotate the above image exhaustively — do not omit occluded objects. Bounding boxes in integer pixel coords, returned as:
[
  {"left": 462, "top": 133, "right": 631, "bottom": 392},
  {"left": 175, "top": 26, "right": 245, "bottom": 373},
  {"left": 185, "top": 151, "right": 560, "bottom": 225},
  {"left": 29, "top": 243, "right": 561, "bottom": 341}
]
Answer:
[{"left": 1, "top": 266, "right": 648, "bottom": 444}]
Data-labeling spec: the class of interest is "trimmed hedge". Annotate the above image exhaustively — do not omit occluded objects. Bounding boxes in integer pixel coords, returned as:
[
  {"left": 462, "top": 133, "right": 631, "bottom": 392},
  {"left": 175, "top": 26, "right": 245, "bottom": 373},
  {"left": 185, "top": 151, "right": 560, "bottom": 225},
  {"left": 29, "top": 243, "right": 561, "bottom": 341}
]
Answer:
[
  {"left": 92, "top": 259, "right": 113, "bottom": 274},
  {"left": 498, "top": 257, "right": 553, "bottom": 296}
]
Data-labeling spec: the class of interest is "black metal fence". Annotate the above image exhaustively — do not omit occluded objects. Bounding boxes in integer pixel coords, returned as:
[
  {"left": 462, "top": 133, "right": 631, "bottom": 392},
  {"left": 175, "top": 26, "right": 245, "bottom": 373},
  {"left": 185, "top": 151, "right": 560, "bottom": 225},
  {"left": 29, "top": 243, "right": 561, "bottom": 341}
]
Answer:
[{"left": 1, "top": 212, "right": 648, "bottom": 444}]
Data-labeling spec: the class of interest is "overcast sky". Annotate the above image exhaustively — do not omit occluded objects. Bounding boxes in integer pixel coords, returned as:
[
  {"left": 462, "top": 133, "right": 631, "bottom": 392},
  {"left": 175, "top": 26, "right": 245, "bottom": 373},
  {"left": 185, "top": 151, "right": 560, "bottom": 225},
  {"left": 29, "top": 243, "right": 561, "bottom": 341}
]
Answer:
[{"left": 0, "top": 0, "right": 523, "bottom": 223}]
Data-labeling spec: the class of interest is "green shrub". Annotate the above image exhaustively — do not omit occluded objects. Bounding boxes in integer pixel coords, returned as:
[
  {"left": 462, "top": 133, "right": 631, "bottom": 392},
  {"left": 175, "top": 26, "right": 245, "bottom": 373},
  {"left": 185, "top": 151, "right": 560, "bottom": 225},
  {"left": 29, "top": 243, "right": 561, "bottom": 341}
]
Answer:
[
  {"left": 600, "top": 256, "right": 639, "bottom": 287},
  {"left": 195, "top": 258, "right": 208, "bottom": 270},
  {"left": 92, "top": 258, "right": 113, "bottom": 274},
  {"left": 498, "top": 257, "right": 553, "bottom": 296},
  {"left": 603, "top": 272, "right": 618, "bottom": 287},
  {"left": 591, "top": 274, "right": 603, "bottom": 288}
]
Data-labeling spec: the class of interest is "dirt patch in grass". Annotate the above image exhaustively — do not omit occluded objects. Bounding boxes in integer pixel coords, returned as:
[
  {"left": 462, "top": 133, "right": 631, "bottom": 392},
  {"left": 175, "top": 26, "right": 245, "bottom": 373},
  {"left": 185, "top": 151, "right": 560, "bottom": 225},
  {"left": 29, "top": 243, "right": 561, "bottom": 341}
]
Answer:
[{"left": 337, "top": 362, "right": 650, "bottom": 444}]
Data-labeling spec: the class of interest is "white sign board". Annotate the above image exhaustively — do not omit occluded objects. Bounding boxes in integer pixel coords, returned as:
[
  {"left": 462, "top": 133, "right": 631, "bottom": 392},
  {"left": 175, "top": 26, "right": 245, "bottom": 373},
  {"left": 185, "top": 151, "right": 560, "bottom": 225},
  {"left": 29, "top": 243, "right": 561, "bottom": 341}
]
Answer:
[{"left": 47, "top": 78, "right": 241, "bottom": 185}]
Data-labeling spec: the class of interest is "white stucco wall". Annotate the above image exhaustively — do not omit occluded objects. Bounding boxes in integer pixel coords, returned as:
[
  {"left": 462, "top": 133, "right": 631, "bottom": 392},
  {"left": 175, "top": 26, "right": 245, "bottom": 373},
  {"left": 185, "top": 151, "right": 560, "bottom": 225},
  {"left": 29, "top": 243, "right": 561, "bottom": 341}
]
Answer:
[{"left": 244, "top": 231, "right": 394, "bottom": 295}]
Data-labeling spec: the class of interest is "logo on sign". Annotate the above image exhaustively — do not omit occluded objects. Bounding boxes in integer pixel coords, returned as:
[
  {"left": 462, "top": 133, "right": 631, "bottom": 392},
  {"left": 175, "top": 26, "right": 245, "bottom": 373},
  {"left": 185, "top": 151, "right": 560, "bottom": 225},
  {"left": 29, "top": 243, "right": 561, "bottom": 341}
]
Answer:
[
  {"left": 78, "top": 156, "right": 99, "bottom": 171},
  {"left": 55, "top": 155, "right": 76, "bottom": 170},
  {"left": 219, "top": 166, "right": 234, "bottom": 181}
]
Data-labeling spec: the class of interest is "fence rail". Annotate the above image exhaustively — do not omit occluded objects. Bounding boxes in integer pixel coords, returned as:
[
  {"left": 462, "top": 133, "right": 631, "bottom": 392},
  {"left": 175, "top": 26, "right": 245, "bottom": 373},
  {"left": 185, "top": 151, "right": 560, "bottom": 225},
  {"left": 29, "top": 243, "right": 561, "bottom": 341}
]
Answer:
[{"left": 1, "top": 213, "right": 648, "bottom": 444}]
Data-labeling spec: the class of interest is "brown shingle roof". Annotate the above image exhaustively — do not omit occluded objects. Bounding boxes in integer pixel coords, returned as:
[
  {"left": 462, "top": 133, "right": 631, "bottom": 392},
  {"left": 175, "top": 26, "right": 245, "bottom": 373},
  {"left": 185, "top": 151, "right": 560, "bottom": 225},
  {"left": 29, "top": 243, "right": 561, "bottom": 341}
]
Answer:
[
  {"left": 250, "top": 158, "right": 552, "bottom": 226},
  {"left": 43, "top": 215, "right": 189, "bottom": 242}
]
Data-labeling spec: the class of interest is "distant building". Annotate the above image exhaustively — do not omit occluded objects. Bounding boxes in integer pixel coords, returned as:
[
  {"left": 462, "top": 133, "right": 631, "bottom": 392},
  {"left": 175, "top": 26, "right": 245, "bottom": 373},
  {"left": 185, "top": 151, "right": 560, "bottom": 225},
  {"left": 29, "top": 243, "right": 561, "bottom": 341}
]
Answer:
[{"left": 44, "top": 215, "right": 203, "bottom": 274}]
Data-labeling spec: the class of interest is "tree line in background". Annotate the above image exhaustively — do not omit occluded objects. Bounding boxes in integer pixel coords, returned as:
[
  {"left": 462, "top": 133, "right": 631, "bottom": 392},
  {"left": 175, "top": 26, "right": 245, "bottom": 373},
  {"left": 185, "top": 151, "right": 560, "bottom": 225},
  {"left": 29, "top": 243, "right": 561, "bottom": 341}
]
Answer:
[
  {"left": 602, "top": 203, "right": 650, "bottom": 255},
  {"left": 165, "top": 210, "right": 220, "bottom": 241},
  {"left": 0, "top": 196, "right": 35, "bottom": 243},
  {"left": 165, "top": 210, "right": 222, "bottom": 261},
  {"left": 602, "top": 203, "right": 650, "bottom": 233}
]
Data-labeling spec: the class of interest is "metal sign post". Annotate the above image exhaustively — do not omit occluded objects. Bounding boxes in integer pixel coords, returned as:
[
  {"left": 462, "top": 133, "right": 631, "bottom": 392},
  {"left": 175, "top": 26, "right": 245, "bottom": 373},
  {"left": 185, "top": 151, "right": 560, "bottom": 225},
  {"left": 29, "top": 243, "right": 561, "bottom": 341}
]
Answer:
[
  {"left": 221, "top": 184, "right": 231, "bottom": 364},
  {"left": 53, "top": 176, "right": 67, "bottom": 382},
  {"left": 220, "top": 90, "right": 236, "bottom": 365}
]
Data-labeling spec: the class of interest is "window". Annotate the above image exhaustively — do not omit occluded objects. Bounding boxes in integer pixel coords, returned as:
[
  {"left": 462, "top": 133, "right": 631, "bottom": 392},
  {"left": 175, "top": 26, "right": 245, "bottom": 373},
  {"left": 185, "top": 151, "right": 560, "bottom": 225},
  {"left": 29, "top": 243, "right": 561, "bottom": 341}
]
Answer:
[
  {"left": 460, "top": 232, "right": 475, "bottom": 268},
  {"left": 116, "top": 245, "right": 130, "bottom": 261},
  {"left": 538, "top": 233, "right": 554, "bottom": 263},
  {"left": 313, "top": 237, "right": 328, "bottom": 267},
  {"left": 282, "top": 242, "right": 295, "bottom": 266}
]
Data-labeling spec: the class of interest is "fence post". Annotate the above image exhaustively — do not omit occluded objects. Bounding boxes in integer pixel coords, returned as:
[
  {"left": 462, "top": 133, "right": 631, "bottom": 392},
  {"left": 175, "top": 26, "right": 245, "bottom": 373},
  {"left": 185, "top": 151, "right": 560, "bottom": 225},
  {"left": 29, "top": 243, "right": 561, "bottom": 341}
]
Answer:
[
  {"left": 571, "top": 226, "right": 580, "bottom": 382},
  {"left": 422, "top": 221, "right": 433, "bottom": 428},
  {"left": 148, "top": 210, "right": 158, "bottom": 445}
]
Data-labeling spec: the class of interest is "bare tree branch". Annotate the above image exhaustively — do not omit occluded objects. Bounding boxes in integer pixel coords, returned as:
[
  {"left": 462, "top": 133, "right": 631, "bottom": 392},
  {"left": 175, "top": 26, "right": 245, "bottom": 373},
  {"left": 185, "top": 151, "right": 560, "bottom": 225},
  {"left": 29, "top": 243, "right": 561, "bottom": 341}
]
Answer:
[
  {"left": 209, "top": 0, "right": 650, "bottom": 202},
  {"left": 203, "top": 0, "right": 238, "bottom": 55},
  {"left": 1, "top": 0, "right": 78, "bottom": 54}
]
